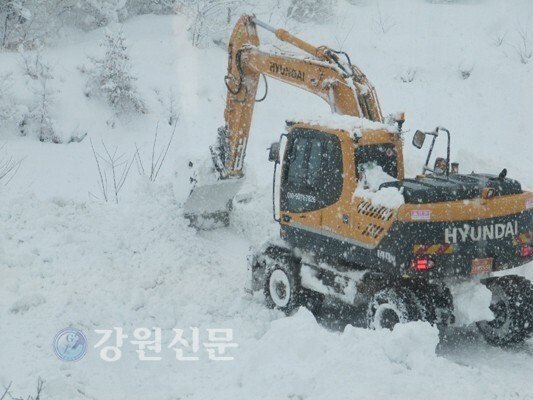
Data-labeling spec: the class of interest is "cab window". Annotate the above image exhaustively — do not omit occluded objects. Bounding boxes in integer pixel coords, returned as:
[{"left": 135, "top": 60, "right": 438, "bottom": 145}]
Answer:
[
  {"left": 355, "top": 143, "right": 398, "bottom": 179},
  {"left": 287, "top": 137, "right": 309, "bottom": 185},
  {"left": 282, "top": 129, "right": 343, "bottom": 213}
]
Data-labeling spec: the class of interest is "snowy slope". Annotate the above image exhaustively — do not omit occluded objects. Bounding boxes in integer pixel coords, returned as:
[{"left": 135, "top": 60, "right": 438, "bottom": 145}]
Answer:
[{"left": 1, "top": 1, "right": 533, "bottom": 399}]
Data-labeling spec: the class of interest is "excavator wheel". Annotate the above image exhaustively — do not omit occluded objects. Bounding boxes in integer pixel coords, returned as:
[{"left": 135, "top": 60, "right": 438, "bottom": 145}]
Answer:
[
  {"left": 366, "top": 286, "right": 420, "bottom": 330},
  {"left": 264, "top": 257, "right": 302, "bottom": 315},
  {"left": 476, "top": 275, "right": 533, "bottom": 347}
]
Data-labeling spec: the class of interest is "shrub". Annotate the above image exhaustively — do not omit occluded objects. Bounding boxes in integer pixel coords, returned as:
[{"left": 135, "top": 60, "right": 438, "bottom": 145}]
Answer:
[{"left": 83, "top": 29, "right": 147, "bottom": 116}]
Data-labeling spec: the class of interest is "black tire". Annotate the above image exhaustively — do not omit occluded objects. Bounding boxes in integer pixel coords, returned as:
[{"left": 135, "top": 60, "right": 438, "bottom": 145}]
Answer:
[
  {"left": 367, "top": 286, "right": 420, "bottom": 330},
  {"left": 264, "top": 259, "right": 302, "bottom": 314},
  {"left": 476, "top": 275, "right": 533, "bottom": 347}
]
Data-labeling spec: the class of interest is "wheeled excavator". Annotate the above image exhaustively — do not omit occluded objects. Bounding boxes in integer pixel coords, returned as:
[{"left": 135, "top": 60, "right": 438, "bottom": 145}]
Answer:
[{"left": 184, "top": 15, "right": 533, "bottom": 346}]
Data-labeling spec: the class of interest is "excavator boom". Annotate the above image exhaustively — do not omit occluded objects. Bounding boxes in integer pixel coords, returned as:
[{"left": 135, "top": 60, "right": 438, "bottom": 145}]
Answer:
[{"left": 184, "top": 14, "right": 383, "bottom": 228}]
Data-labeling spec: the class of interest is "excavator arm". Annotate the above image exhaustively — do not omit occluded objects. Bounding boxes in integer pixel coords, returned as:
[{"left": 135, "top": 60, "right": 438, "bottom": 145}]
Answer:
[
  {"left": 184, "top": 14, "right": 384, "bottom": 228},
  {"left": 212, "top": 14, "right": 383, "bottom": 179}
]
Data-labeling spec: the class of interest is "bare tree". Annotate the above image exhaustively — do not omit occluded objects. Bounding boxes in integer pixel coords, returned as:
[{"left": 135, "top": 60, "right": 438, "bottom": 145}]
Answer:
[
  {"left": 90, "top": 140, "right": 134, "bottom": 203},
  {"left": 154, "top": 87, "right": 179, "bottom": 126},
  {"left": 0, "top": 381, "right": 11, "bottom": 400},
  {"left": 179, "top": 0, "right": 241, "bottom": 48},
  {"left": 1, "top": 378, "right": 44, "bottom": 400},
  {"left": 458, "top": 63, "right": 474, "bottom": 80},
  {"left": 287, "top": 0, "right": 336, "bottom": 23},
  {"left": 68, "top": 0, "right": 181, "bottom": 30},
  {"left": 134, "top": 121, "right": 177, "bottom": 182},
  {"left": 0, "top": 73, "right": 18, "bottom": 122},
  {"left": 397, "top": 67, "right": 417, "bottom": 83},
  {"left": 18, "top": 52, "right": 59, "bottom": 142},
  {"left": 0, "top": 0, "right": 63, "bottom": 50},
  {"left": 512, "top": 23, "right": 532, "bottom": 64},
  {"left": 372, "top": 2, "right": 396, "bottom": 34},
  {"left": 331, "top": 16, "right": 356, "bottom": 51},
  {"left": 166, "top": 89, "right": 179, "bottom": 126},
  {"left": 33, "top": 69, "right": 56, "bottom": 142},
  {"left": 19, "top": 50, "right": 61, "bottom": 143},
  {"left": 0, "top": 144, "right": 23, "bottom": 185},
  {"left": 20, "top": 49, "right": 48, "bottom": 80},
  {"left": 18, "top": 51, "right": 86, "bottom": 143},
  {"left": 0, "top": 0, "right": 186, "bottom": 47},
  {"left": 491, "top": 31, "right": 506, "bottom": 47},
  {"left": 126, "top": 0, "right": 180, "bottom": 16}
]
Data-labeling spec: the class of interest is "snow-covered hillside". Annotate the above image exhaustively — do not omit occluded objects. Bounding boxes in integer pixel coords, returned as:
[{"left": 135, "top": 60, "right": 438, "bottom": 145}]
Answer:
[{"left": 1, "top": 1, "right": 532, "bottom": 399}]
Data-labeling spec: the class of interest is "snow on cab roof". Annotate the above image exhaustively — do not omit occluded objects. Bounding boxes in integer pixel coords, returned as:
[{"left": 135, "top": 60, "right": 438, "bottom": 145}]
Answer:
[{"left": 286, "top": 114, "right": 397, "bottom": 139}]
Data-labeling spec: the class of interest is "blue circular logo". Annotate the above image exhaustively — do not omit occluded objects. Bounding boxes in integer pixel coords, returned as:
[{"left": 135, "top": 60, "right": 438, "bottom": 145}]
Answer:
[{"left": 53, "top": 328, "right": 87, "bottom": 361}]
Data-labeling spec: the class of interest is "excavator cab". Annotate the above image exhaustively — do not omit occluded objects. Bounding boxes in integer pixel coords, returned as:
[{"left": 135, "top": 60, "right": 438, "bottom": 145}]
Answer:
[{"left": 268, "top": 118, "right": 404, "bottom": 256}]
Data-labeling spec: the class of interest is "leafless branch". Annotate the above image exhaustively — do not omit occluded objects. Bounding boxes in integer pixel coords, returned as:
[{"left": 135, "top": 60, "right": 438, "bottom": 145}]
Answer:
[
  {"left": 0, "top": 382, "right": 11, "bottom": 400},
  {"left": 150, "top": 121, "right": 159, "bottom": 179},
  {"left": 153, "top": 122, "right": 177, "bottom": 181},
  {"left": 398, "top": 67, "right": 417, "bottom": 83},
  {"left": 135, "top": 120, "right": 178, "bottom": 182},
  {"left": 511, "top": 23, "right": 532, "bottom": 64},
  {"left": 0, "top": 143, "right": 23, "bottom": 186},
  {"left": 372, "top": 2, "right": 396, "bottom": 34},
  {"left": 332, "top": 16, "right": 355, "bottom": 51},
  {"left": 91, "top": 139, "right": 134, "bottom": 203},
  {"left": 491, "top": 32, "right": 506, "bottom": 47},
  {"left": 90, "top": 139, "right": 108, "bottom": 202},
  {"left": 5, "top": 378, "right": 44, "bottom": 400},
  {"left": 134, "top": 143, "right": 145, "bottom": 176}
]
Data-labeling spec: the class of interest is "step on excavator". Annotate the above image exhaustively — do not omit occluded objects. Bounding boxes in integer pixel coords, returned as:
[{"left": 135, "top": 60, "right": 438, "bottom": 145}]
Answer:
[{"left": 184, "top": 15, "right": 533, "bottom": 346}]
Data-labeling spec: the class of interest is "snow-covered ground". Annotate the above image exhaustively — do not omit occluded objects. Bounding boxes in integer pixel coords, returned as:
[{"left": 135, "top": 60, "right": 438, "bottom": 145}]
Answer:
[{"left": 1, "top": 1, "right": 532, "bottom": 399}]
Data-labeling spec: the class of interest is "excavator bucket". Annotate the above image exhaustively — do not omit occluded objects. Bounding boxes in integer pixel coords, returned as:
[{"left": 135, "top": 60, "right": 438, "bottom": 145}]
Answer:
[
  {"left": 183, "top": 178, "right": 243, "bottom": 230},
  {"left": 181, "top": 126, "right": 244, "bottom": 230}
]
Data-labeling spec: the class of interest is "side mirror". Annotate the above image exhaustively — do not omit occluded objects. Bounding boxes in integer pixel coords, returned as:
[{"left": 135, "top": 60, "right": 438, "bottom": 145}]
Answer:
[
  {"left": 412, "top": 130, "right": 426, "bottom": 149},
  {"left": 268, "top": 142, "right": 280, "bottom": 162}
]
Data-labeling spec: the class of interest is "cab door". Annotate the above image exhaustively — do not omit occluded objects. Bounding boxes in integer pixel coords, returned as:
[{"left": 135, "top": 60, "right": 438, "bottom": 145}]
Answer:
[{"left": 280, "top": 129, "right": 343, "bottom": 234}]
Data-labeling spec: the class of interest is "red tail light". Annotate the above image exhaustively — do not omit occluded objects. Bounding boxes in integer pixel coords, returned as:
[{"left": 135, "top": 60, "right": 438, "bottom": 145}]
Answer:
[
  {"left": 520, "top": 245, "right": 533, "bottom": 258},
  {"left": 411, "top": 258, "right": 434, "bottom": 271}
]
